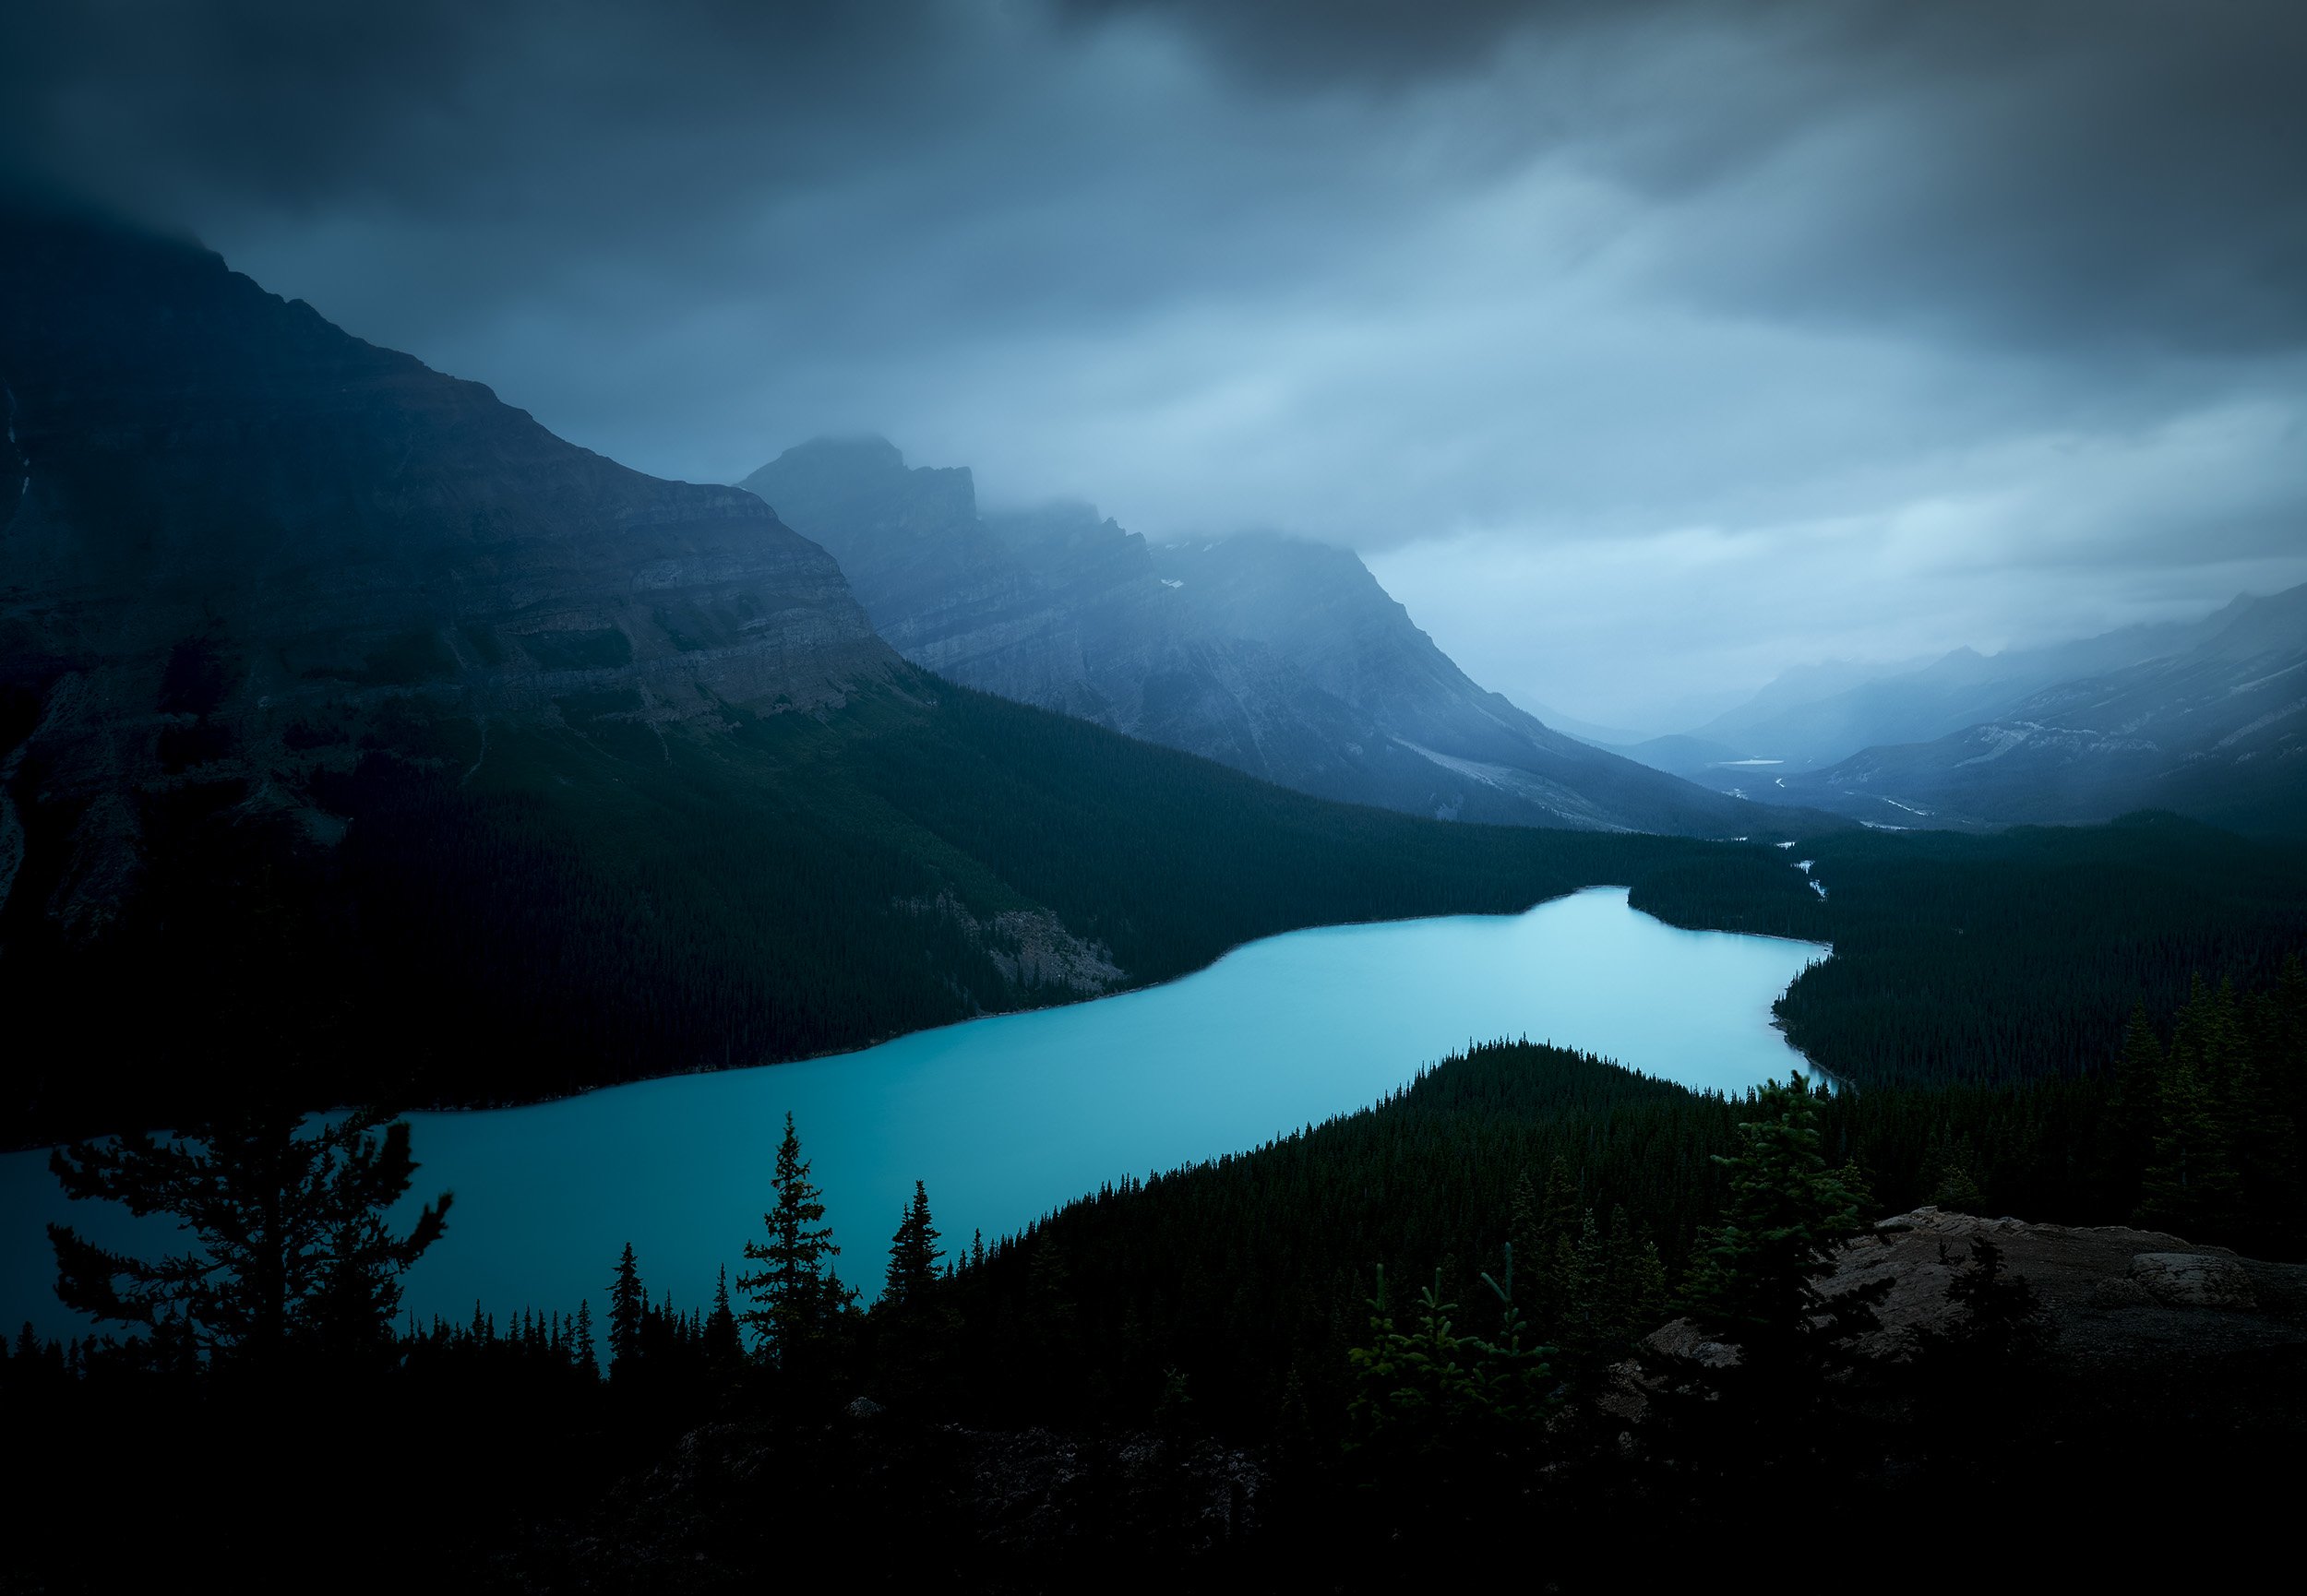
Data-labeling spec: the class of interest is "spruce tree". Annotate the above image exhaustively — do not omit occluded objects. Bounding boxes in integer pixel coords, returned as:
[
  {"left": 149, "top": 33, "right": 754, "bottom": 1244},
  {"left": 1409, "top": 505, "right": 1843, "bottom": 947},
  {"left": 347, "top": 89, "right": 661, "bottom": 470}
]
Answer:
[
  {"left": 1906, "top": 1231, "right": 2056, "bottom": 1467},
  {"left": 1595, "top": 1205, "right": 1668, "bottom": 1354},
  {"left": 1547, "top": 1210, "right": 1606, "bottom": 1376},
  {"left": 46, "top": 1104, "right": 451, "bottom": 1367},
  {"left": 1678, "top": 1074, "right": 1889, "bottom": 1397},
  {"left": 2243, "top": 959, "right": 2307, "bottom": 1246},
  {"left": 883, "top": 1181, "right": 944, "bottom": 1311},
  {"left": 2103, "top": 1005, "right": 2166, "bottom": 1206},
  {"left": 2136, "top": 1046, "right": 2243, "bottom": 1238},
  {"left": 1510, "top": 1158, "right": 1581, "bottom": 1336},
  {"left": 607, "top": 1244, "right": 645, "bottom": 1378},
  {"left": 1922, "top": 1233, "right": 2050, "bottom": 1371},
  {"left": 1345, "top": 1264, "right": 1554, "bottom": 1528},
  {"left": 735, "top": 1113, "right": 847, "bottom": 1366},
  {"left": 1925, "top": 1133, "right": 1987, "bottom": 1213},
  {"left": 705, "top": 1266, "right": 742, "bottom": 1365},
  {"left": 874, "top": 1182, "right": 952, "bottom": 1399},
  {"left": 571, "top": 1299, "right": 598, "bottom": 1376}
]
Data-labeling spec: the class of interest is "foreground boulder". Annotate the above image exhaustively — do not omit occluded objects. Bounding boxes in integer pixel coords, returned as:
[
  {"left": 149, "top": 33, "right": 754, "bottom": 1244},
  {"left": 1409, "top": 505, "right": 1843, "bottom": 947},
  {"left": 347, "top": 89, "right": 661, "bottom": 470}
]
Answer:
[
  {"left": 1632, "top": 1205, "right": 2305, "bottom": 1384},
  {"left": 2126, "top": 1250, "right": 2258, "bottom": 1310},
  {"left": 1828, "top": 1206, "right": 2298, "bottom": 1363}
]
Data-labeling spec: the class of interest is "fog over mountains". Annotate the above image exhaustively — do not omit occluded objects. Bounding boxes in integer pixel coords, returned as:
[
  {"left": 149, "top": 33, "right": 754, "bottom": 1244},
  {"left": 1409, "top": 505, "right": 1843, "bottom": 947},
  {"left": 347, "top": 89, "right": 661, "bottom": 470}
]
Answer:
[
  {"left": 1781, "top": 587, "right": 2307, "bottom": 835},
  {"left": 13, "top": 1, "right": 2301, "bottom": 724},
  {"left": 739, "top": 431, "right": 2307, "bottom": 838},
  {"left": 0, "top": 200, "right": 1828, "bottom": 1137},
  {"left": 743, "top": 439, "right": 1815, "bottom": 837},
  {"left": 1616, "top": 589, "right": 2307, "bottom": 834}
]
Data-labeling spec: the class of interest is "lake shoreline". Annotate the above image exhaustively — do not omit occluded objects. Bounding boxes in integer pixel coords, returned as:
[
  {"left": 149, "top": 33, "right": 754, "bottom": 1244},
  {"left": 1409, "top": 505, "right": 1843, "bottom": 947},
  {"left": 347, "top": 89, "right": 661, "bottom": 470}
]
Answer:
[{"left": 1, "top": 888, "right": 1827, "bottom": 1341}]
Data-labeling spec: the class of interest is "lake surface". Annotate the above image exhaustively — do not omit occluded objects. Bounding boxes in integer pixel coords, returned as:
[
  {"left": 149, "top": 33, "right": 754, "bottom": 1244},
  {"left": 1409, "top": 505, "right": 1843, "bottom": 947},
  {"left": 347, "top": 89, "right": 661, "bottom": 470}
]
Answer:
[{"left": 0, "top": 887, "right": 1826, "bottom": 1340}]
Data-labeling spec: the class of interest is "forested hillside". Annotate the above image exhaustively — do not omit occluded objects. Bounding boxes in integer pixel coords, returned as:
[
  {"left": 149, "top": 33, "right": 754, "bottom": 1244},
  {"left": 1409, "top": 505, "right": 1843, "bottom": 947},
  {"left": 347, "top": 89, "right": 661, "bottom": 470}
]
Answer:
[
  {"left": 0, "top": 659, "right": 1830, "bottom": 1143},
  {"left": 953, "top": 955, "right": 2307, "bottom": 1439},
  {"left": 18, "top": 971, "right": 2298, "bottom": 1590},
  {"left": 1629, "top": 812, "right": 2307, "bottom": 1091},
  {"left": 0, "top": 202, "right": 1830, "bottom": 1145}
]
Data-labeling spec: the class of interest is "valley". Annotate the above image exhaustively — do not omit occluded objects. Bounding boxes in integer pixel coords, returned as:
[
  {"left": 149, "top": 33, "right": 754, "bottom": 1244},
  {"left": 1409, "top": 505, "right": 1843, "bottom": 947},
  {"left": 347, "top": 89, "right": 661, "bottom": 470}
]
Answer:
[
  {"left": 0, "top": 205, "right": 1832, "bottom": 1144},
  {"left": 0, "top": 886, "right": 1824, "bottom": 1344},
  {"left": 1618, "top": 590, "right": 2307, "bottom": 835},
  {"left": 6, "top": 20, "right": 2306, "bottom": 1580}
]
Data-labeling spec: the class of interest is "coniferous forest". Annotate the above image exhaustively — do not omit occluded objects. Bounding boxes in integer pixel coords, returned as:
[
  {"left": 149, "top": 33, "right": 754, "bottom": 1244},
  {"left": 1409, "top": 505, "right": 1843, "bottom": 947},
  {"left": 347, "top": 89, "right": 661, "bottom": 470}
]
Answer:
[
  {"left": 6, "top": 925, "right": 2304, "bottom": 1588},
  {"left": 8, "top": 5, "right": 2307, "bottom": 1589},
  {"left": 0, "top": 679, "right": 1830, "bottom": 1145}
]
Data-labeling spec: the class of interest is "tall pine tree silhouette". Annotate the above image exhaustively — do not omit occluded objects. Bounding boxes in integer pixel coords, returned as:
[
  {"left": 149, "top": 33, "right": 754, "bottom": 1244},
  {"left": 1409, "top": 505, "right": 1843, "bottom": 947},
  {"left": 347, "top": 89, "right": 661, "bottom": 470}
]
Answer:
[
  {"left": 607, "top": 1244, "right": 645, "bottom": 1379},
  {"left": 735, "top": 1113, "right": 847, "bottom": 1366},
  {"left": 883, "top": 1182, "right": 944, "bottom": 1309},
  {"left": 571, "top": 1299, "right": 598, "bottom": 1376},
  {"left": 705, "top": 1266, "right": 742, "bottom": 1365}
]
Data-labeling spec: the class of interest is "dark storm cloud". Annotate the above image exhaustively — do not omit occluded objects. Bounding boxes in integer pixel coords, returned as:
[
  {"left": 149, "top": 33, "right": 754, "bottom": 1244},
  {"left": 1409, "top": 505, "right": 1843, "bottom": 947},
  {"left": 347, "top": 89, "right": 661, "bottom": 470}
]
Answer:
[
  {"left": 4, "top": 2, "right": 979, "bottom": 247},
  {"left": 5, "top": 1, "right": 2304, "bottom": 729},
  {"left": 1053, "top": 0, "right": 1610, "bottom": 87},
  {"left": 1083, "top": 0, "right": 2307, "bottom": 355},
  {"left": 20, "top": 2, "right": 2300, "bottom": 353},
  {"left": 6, "top": 2, "right": 1389, "bottom": 368}
]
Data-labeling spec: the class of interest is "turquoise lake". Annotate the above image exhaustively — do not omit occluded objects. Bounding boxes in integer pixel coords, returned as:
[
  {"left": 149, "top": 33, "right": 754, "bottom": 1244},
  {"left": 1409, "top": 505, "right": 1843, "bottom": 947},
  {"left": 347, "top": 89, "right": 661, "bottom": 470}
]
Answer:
[{"left": 0, "top": 886, "right": 1827, "bottom": 1340}]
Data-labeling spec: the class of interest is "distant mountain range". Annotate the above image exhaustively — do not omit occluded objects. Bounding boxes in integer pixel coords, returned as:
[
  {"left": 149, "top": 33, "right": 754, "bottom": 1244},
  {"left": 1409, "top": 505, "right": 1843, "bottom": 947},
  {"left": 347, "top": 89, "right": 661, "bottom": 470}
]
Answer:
[
  {"left": 1618, "top": 590, "right": 2307, "bottom": 834},
  {"left": 1779, "top": 587, "right": 2307, "bottom": 833},
  {"left": 0, "top": 204, "right": 1819, "bottom": 1140},
  {"left": 742, "top": 439, "right": 1818, "bottom": 838}
]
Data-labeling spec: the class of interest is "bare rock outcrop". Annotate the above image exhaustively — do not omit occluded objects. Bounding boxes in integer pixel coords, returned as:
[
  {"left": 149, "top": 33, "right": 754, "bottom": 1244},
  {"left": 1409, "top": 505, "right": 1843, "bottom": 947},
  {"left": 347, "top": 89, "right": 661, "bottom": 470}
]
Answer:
[
  {"left": 1826, "top": 1206, "right": 2301, "bottom": 1364},
  {"left": 2127, "top": 1250, "right": 2258, "bottom": 1310},
  {"left": 1622, "top": 1205, "right": 2307, "bottom": 1407},
  {"left": 901, "top": 891, "right": 1126, "bottom": 996}
]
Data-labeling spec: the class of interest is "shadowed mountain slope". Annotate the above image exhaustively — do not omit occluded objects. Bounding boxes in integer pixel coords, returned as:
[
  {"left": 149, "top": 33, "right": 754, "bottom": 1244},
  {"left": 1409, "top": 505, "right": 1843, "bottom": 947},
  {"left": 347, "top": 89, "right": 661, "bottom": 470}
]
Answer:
[
  {"left": 742, "top": 439, "right": 1823, "bottom": 838},
  {"left": 0, "top": 205, "right": 1823, "bottom": 1142},
  {"left": 0, "top": 207, "right": 893, "bottom": 938}
]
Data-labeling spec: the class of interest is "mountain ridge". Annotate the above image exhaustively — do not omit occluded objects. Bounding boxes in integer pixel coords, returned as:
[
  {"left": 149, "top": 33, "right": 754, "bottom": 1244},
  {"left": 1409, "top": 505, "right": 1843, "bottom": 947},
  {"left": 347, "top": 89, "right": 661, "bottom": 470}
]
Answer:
[
  {"left": 1778, "top": 584, "right": 2307, "bottom": 834},
  {"left": 0, "top": 204, "right": 1828, "bottom": 1141},
  {"left": 743, "top": 437, "right": 1829, "bottom": 839},
  {"left": 1615, "top": 596, "right": 2290, "bottom": 796},
  {"left": 0, "top": 206, "right": 900, "bottom": 941}
]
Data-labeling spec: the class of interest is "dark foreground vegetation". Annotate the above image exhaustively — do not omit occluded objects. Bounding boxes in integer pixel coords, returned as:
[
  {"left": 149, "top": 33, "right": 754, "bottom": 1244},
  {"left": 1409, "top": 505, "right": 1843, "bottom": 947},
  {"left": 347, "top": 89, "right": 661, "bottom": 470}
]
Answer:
[{"left": 7, "top": 956, "right": 2302, "bottom": 1590}]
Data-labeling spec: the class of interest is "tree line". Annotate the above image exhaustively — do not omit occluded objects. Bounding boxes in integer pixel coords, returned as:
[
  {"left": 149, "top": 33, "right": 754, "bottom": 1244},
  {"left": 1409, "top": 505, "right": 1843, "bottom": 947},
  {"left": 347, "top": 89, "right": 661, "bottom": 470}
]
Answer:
[
  {"left": 6, "top": 952, "right": 2301, "bottom": 1585},
  {"left": 1, "top": 677, "right": 1821, "bottom": 1144}
]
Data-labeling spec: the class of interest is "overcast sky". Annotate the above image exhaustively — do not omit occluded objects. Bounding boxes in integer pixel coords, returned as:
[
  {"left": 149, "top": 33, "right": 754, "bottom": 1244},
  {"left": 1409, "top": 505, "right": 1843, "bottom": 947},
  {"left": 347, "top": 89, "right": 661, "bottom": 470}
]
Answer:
[{"left": 7, "top": 0, "right": 2305, "bottom": 732}]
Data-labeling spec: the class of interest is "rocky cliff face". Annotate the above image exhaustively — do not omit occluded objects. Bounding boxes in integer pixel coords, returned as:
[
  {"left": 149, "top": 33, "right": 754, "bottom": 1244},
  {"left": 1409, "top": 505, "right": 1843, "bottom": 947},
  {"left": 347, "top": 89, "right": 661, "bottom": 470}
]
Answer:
[
  {"left": 744, "top": 438, "right": 1817, "bottom": 839},
  {"left": 0, "top": 206, "right": 895, "bottom": 933},
  {"left": 742, "top": 445, "right": 1315, "bottom": 760}
]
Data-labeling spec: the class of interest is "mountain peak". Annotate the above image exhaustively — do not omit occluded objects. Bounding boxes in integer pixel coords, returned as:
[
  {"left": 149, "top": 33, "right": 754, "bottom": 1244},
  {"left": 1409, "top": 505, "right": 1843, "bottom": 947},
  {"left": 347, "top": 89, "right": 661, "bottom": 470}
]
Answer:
[
  {"left": 775, "top": 434, "right": 905, "bottom": 472},
  {"left": 747, "top": 439, "right": 1820, "bottom": 839}
]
